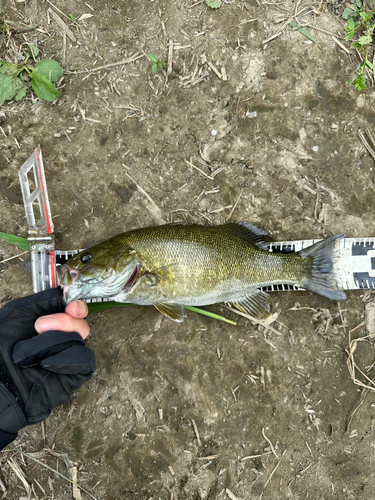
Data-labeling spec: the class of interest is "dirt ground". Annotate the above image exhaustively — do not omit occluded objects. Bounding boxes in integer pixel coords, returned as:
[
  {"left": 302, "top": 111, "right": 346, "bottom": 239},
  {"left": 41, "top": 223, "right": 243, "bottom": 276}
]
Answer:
[{"left": 1, "top": 0, "right": 375, "bottom": 498}]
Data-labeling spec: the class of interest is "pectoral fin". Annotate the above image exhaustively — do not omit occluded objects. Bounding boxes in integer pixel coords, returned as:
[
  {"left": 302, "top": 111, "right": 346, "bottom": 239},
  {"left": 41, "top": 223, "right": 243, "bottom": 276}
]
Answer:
[
  {"left": 154, "top": 303, "right": 186, "bottom": 322},
  {"left": 228, "top": 290, "right": 271, "bottom": 318}
]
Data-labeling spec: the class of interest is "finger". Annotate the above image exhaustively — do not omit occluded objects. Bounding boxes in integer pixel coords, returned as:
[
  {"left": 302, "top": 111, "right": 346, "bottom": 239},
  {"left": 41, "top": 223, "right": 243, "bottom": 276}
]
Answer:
[
  {"left": 35, "top": 313, "right": 90, "bottom": 339},
  {"left": 65, "top": 300, "right": 88, "bottom": 319}
]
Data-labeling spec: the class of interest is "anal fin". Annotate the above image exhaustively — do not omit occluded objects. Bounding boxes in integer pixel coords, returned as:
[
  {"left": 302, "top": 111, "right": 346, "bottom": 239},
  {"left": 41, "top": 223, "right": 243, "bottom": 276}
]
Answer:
[
  {"left": 154, "top": 303, "right": 186, "bottom": 322},
  {"left": 228, "top": 290, "right": 271, "bottom": 318}
]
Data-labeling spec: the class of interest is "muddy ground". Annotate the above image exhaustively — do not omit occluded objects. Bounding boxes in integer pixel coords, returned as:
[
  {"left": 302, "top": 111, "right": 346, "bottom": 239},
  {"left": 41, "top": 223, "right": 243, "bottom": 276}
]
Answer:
[{"left": 1, "top": 0, "right": 375, "bottom": 498}]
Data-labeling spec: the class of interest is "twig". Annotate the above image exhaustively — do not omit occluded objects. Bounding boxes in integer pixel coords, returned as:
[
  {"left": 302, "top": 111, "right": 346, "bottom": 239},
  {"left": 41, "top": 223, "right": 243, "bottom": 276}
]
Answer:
[
  {"left": 358, "top": 129, "right": 375, "bottom": 161},
  {"left": 226, "top": 488, "right": 239, "bottom": 500},
  {"left": 46, "top": 0, "right": 71, "bottom": 21},
  {"left": 191, "top": 419, "right": 202, "bottom": 447},
  {"left": 48, "top": 8, "right": 76, "bottom": 42},
  {"left": 73, "top": 53, "right": 144, "bottom": 74},
  {"left": 262, "top": 427, "right": 278, "bottom": 458},
  {"left": 207, "top": 61, "right": 222, "bottom": 79},
  {"left": 332, "top": 35, "right": 350, "bottom": 54},
  {"left": 224, "top": 306, "right": 281, "bottom": 337},
  {"left": 167, "top": 39, "right": 173, "bottom": 76},
  {"left": 0, "top": 251, "right": 28, "bottom": 264},
  {"left": 185, "top": 160, "right": 214, "bottom": 180},
  {"left": 123, "top": 170, "right": 160, "bottom": 212},
  {"left": 227, "top": 188, "right": 243, "bottom": 220},
  {"left": 259, "top": 450, "right": 286, "bottom": 499}
]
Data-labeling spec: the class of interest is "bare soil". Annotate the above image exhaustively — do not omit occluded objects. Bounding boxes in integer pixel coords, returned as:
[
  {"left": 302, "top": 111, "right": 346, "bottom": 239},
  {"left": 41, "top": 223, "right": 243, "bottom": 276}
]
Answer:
[{"left": 1, "top": 0, "right": 375, "bottom": 499}]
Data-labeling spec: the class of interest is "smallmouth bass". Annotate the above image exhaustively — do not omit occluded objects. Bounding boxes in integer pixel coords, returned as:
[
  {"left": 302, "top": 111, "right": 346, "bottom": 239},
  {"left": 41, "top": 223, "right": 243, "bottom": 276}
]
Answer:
[{"left": 58, "top": 222, "right": 346, "bottom": 322}]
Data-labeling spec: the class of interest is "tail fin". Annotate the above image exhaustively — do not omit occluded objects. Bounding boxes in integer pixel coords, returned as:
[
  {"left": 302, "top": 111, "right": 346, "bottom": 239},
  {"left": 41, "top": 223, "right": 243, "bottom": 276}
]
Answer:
[{"left": 299, "top": 234, "right": 347, "bottom": 301}]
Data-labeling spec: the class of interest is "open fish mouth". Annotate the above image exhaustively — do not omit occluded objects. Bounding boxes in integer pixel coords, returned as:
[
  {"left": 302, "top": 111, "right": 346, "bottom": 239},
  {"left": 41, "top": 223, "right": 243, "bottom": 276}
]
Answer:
[{"left": 58, "top": 263, "right": 140, "bottom": 304}]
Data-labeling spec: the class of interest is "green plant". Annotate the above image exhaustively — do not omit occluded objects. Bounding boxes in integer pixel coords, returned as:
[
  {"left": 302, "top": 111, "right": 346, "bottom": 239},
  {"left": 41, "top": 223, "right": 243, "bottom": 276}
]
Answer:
[
  {"left": 343, "top": 1, "right": 375, "bottom": 90},
  {"left": 0, "top": 46, "right": 63, "bottom": 104},
  {"left": 147, "top": 54, "right": 167, "bottom": 73},
  {"left": 206, "top": 0, "right": 222, "bottom": 8}
]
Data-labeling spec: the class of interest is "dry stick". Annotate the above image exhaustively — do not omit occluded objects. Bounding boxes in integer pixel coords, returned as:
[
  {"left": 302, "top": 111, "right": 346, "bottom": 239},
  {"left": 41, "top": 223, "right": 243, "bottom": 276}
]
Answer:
[
  {"left": 48, "top": 8, "right": 76, "bottom": 42},
  {"left": 226, "top": 488, "right": 239, "bottom": 500},
  {"left": 191, "top": 419, "right": 202, "bottom": 447},
  {"left": 332, "top": 35, "right": 350, "bottom": 54},
  {"left": 46, "top": 0, "right": 72, "bottom": 21},
  {"left": 227, "top": 188, "right": 244, "bottom": 221},
  {"left": 224, "top": 306, "right": 281, "bottom": 337},
  {"left": 123, "top": 170, "right": 160, "bottom": 212},
  {"left": 185, "top": 160, "right": 214, "bottom": 180},
  {"left": 167, "top": 39, "right": 173, "bottom": 76},
  {"left": 259, "top": 450, "right": 286, "bottom": 499},
  {"left": 262, "top": 427, "right": 278, "bottom": 459},
  {"left": 207, "top": 61, "right": 222, "bottom": 79},
  {"left": 8, "top": 458, "right": 31, "bottom": 497},
  {"left": 72, "top": 53, "right": 144, "bottom": 74},
  {"left": 358, "top": 129, "right": 375, "bottom": 160},
  {"left": 0, "top": 251, "right": 28, "bottom": 264}
]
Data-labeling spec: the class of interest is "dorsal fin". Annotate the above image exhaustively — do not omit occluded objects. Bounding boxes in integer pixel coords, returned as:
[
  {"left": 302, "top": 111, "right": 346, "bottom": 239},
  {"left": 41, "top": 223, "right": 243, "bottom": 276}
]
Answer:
[{"left": 218, "top": 221, "right": 273, "bottom": 247}]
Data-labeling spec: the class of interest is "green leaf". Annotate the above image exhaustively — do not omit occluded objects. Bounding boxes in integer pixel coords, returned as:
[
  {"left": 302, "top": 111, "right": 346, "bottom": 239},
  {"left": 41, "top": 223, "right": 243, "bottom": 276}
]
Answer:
[
  {"left": 356, "top": 0, "right": 362, "bottom": 7},
  {"left": 148, "top": 54, "right": 158, "bottom": 63},
  {"left": 152, "top": 63, "right": 159, "bottom": 73},
  {"left": 28, "top": 44, "right": 39, "bottom": 57},
  {"left": 351, "top": 41, "right": 362, "bottom": 48},
  {"left": 346, "top": 29, "right": 356, "bottom": 40},
  {"left": 358, "top": 35, "right": 372, "bottom": 45},
  {"left": 34, "top": 59, "right": 63, "bottom": 82},
  {"left": 30, "top": 70, "right": 60, "bottom": 101},
  {"left": 366, "top": 59, "right": 375, "bottom": 71},
  {"left": 347, "top": 17, "right": 356, "bottom": 29},
  {"left": 351, "top": 74, "right": 367, "bottom": 90},
  {"left": 206, "top": 0, "right": 222, "bottom": 8},
  {"left": 343, "top": 7, "right": 355, "bottom": 19},
  {"left": 0, "top": 232, "right": 29, "bottom": 251},
  {"left": 289, "top": 21, "right": 318, "bottom": 43},
  {"left": 0, "top": 61, "right": 23, "bottom": 77},
  {"left": 0, "top": 73, "right": 27, "bottom": 104}
]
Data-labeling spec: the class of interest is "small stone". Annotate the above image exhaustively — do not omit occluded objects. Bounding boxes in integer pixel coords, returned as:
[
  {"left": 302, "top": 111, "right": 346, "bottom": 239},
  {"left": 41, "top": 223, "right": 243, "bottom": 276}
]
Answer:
[
  {"left": 246, "top": 111, "right": 257, "bottom": 118},
  {"left": 312, "top": 146, "right": 319, "bottom": 152},
  {"left": 211, "top": 129, "right": 218, "bottom": 136}
]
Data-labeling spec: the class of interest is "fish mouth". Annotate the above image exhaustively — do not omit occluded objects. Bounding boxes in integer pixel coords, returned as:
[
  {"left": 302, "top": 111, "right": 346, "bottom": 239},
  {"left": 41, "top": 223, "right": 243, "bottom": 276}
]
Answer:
[{"left": 58, "top": 264, "right": 140, "bottom": 304}]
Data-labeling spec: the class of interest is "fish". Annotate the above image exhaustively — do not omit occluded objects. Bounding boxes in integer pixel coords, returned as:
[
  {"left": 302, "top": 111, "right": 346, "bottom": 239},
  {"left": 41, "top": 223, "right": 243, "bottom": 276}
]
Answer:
[{"left": 58, "top": 222, "right": 347, "bottom": 322}]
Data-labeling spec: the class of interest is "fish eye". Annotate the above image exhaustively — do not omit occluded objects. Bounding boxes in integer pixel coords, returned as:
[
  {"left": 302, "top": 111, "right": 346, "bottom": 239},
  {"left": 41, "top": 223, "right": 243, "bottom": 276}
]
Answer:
[{"left": 80, "top": 253, "right": 92, "bottom": 264}]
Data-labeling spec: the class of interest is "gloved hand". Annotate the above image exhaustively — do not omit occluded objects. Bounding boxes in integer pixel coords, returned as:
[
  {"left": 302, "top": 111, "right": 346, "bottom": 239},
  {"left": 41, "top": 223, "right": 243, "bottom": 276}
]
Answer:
[{"left": 0, "top": 288, "right": 96, "bottom": 450}]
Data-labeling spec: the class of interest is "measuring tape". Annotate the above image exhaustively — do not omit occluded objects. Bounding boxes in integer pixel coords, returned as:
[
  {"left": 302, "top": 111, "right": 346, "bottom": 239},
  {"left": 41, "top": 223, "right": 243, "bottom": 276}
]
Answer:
[{"left": 18, "top": 147, "right": 375, "bottom": 301}]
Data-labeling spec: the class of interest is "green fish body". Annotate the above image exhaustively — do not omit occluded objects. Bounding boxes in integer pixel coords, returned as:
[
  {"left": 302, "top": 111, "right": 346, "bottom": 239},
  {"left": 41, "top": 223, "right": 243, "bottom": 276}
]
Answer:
[{"left": 59, "top": 222, "right": 346, "bottom": 322}]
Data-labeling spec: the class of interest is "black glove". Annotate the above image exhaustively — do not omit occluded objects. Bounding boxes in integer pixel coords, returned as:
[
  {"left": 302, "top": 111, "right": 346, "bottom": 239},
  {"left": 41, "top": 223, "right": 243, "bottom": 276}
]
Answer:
[{"left": 0, "top": 288, "right": 96, "bottom": 450}]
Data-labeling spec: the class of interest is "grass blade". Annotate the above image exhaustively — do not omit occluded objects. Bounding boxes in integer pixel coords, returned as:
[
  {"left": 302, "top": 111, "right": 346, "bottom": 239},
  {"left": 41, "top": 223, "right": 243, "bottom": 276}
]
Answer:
[
  {"left": 9, "top": 444, "right": 98, "bottom": 500},
  {"left": 0, "top": 232, "right": 29, "bottom": 251},
  {"left": 183, "top": 305, "right": 237, "bottom": 325},
  {"left": 87, "top": 301, "right": 237, "bottom": 325},
  {"left": 289, "top": 21, "right": 318, "bottom": 44}
]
